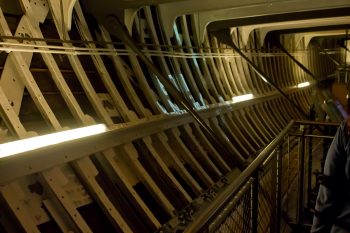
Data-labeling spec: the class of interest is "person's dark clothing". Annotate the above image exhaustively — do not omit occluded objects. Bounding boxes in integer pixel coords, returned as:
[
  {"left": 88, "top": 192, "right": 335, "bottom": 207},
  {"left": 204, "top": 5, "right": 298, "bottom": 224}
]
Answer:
[{"left": 311, "top": 121, "right": 350, "bottom": 233}]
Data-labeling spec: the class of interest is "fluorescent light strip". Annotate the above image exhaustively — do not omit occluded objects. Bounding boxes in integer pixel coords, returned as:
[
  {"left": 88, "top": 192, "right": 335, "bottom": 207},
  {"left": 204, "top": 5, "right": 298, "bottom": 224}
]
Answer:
[
  {"left": 297, "top": 82, "right": 310, "bottom": 88},
  {"left": 0, "top": 124, "right": 107, "bottom": 159},
  {"left": 232, "top": 94, "right": 254, "bottom": 103}
]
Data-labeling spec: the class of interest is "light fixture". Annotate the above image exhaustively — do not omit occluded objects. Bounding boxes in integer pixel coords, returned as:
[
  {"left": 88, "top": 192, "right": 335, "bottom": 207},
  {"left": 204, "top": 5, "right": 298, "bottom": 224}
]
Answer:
[
  {"left": 297, "top": 82, "right": 310, "bottom": 88},
  {"left": 0, "top": 124, "right": 107, "bottom": 159},
  {"left": 232, "top": 94, "right": 254, "bottom": 103}
]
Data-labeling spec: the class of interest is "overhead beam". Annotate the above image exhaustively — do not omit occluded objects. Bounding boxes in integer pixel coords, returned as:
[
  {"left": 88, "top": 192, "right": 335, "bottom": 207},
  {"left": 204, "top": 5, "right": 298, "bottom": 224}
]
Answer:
[
  {"left": 157, "top": 0, "right": 350, "bottom": 43},
  {"left": 234, "top": 16, "right": 350, "bottom": 47}
]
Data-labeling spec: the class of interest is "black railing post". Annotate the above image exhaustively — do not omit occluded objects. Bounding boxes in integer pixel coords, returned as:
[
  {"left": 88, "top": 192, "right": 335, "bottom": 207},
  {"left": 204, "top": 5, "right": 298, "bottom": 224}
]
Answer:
[
  {"left": 307, "top": 130, "right": 313, "bottom": 208},
  {"left": 270, "top": 152, "right": 277, "bottom": 233},
  {"left": 252, "top": 172, "right": 259, "bottom": 233},
  {"left": 276, "top": 146, "right": 283, "bottom": 233},
  {"left": 297, "top": 127, "right": 306, "bottom": 228}
]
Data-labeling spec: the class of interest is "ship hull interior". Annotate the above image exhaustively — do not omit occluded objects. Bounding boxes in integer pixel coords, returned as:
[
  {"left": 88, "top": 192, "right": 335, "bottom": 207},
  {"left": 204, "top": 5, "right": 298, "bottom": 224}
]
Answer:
[{"left": 0, "top": 0, "right": 349, "bottom": 232}]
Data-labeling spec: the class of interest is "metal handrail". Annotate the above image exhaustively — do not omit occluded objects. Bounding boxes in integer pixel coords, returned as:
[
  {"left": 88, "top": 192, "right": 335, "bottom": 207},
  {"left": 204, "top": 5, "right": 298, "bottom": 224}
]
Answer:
[
  {"left": 184, "top": 120, "right": 295, "bottom": 233},
  {"left": 184, "top": 120, "right": 341, "bottom": 233}
]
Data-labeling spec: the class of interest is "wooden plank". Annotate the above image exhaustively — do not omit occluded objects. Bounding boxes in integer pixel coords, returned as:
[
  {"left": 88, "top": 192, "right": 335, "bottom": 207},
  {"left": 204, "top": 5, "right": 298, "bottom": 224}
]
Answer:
[
  {"left": 203, "top": 34, "right": 228, "bottom": 101},
  {"left": 72, "top": 157, "right": 134, "bottom": 233},
  {"left": 248, "top": 105, "right": 274, "bottom": 140},
  {"left": 136, "top": 137, "right": 192, "bottom": 208},
  {"left": 223, "top": 112, "right": 257, "bottom": 154},
  {"left": 166, "top": 128, "right": 214, "bottom": 188},
  {"left": 73, "top": 3, "right": 139, "bottom": 122},
  {"left": 180, "top": 124, "right": 222, "bottom": 180},
  {"left": 242, "top": 107, "right": 270, "bottom": 144},
  {"left": 0, "top": 23, "right": 27, "bottom": 116},
  {"left": 221, "top": 44, "right": 241, "bottom": 95},
  {"left": 190, "top": 122, "right": 231, "bottom": 173},
  {"left": 271, "top": 99, "right": 289, "bottom": 126},
  {"left": 1, "top": 181, "right": 42, "bottom": 233},
  {"left": 144, "top": 8, "right": 198, "bottom": 108},
  {"left": 170, "top": 16, "right": 206, "bottom": 106},
  {"left": 97, "top": 147, "right": 161, "bottom": 230},
  {"left": 255, "top": 103, "right": 279, "bottom": 135},
  {"left": 215, "top": 115, "right": 251, "bottom": 157},
  {"left": 242, "top": 35, "right": 257, "bottom": 94},
  {"left": 126, "top": 52, "right": 164, "bottom": 114},
  {"left": 179, "top": 15, "right": 211, "bottom": 105},
  {"left": 1, "top": 3, "right": 137, "bottom": 232},
  {"left": 19, "top": 18, "right": 93, "bottom": 125},
  {"left": 25, "top": 2, "right": 135, "bottom": 231},
  {"left": 263, "top": 101, "right": 284, "bottom": 131},
  {"left": 0, "top": 5, "right": 85, "bottom": 231},
  {"left": 229, "top": 56, "right": 245, "bottom": 94},
  {"left": 130, "top": 13, "right": 177, "bottom": 113},
  {"left": 0, "top": 85, "right": 29, "bottom": 137},
  {"left": 117, "top": 143, "right": 176, "bottom": 217},
  {"left": 151, "top": 132, "right": 203, "bottom": 196},
  {"left": 229, "top": 111, "right": 261, "bottom": 149},
  {"left": 99, "top": 27, "right": 153, "bottom": 118},
  {"left": 210, "top": 35, "right": 234, "bottom": 97},
  {"left": 47, "top": 0, "right": 113, "bottom": 125},
  {"left": 239, "top": 109, "right": 265, "bottom": 146},
  {"left": 0, "top": 12, "right": 61, "bottom": 131},
  {"left": 256, "top": 39, "right": 271, "bottom": 94},
  {"left": 196, "top": 42, "right": 222, "bottom": 102},
  {"left": 208, "top": 117, "right": 248, "bottom": 162},
  {"left": 248, "top": 34, "right": 265, "bottom": 95},
  {"left": 231, "top": 32, "right": 251, "bottom": 92},
  {"left": 40, "top": 167, "right": 93, "bottom": 233}
]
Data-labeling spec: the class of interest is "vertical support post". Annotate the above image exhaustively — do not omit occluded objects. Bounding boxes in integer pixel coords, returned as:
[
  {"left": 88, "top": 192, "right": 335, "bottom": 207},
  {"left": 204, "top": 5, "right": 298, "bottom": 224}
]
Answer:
[
  {"left": 251, "top": 172, "right": 259, "bottom": 233},
  {"left": 297, "top": 128, "right": 306, "bottom": 228},
  {"left": 270, "top": 152, "right": 277, "bottom": 233},
  {"left": 286, "top": 136, "right": 291, "bottom": 215},
  {"left": 275, "top": 146, "right": 283, "bottom": 233},
  {"left": 307, "top": 128, "right": 313, "bottom": 208},
  {"left": 322, "top": 125, "right": 331, "bottom": 172}
]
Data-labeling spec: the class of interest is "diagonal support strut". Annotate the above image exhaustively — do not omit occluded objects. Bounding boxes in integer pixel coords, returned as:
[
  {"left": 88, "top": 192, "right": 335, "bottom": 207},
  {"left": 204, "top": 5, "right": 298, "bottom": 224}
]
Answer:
[
  {"left": 277, "top": 42, "right": 318, "bottom": 81},
  {"left": 230, "top": 41, "right": 309, "bottom": 119},
  {"left": 212, "top": 29, "right": 308, "bottom": 119}
]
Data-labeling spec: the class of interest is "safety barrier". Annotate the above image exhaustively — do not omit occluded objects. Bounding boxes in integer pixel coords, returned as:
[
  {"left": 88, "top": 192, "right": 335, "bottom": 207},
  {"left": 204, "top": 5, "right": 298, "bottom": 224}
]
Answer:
[{"left": 183, "top": 120, "right": 339, "bottom": 233}]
